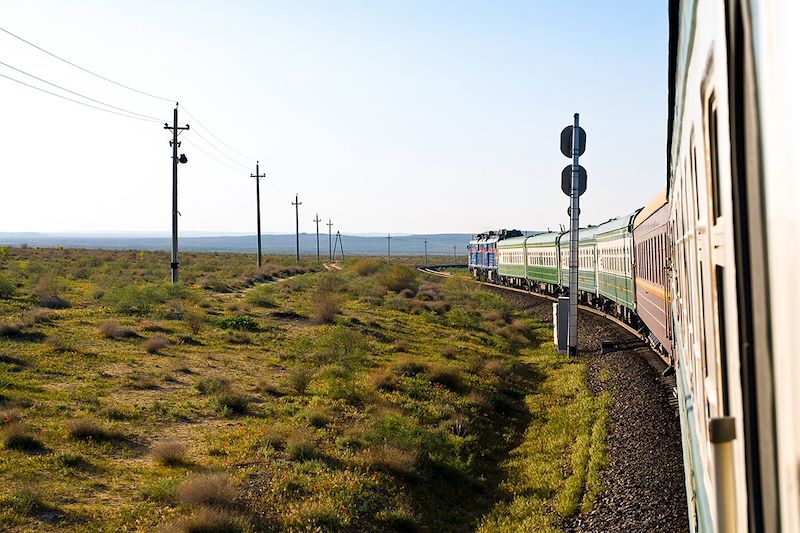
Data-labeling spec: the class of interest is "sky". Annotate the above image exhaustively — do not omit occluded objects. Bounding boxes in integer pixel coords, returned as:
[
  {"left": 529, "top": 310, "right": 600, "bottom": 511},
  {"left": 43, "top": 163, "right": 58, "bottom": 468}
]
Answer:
[{"left": 0, "top": 1, "right": 668, "bottom": 235}]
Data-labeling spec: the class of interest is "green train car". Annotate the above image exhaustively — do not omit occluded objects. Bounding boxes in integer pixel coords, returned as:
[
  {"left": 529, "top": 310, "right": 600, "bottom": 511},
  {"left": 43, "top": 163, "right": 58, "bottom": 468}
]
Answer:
[
  {"left": 558, "top": 226, "right": 600, "bottom": 299},
  {"left": 495, "top": 210, "right": 641, "bottom": 322}
]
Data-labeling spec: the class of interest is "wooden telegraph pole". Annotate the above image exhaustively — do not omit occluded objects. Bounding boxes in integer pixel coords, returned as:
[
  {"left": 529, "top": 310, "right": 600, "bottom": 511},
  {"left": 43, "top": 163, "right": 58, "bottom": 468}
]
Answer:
[{"left": 251, "top": 161, "right": 266, "bottom": 268}]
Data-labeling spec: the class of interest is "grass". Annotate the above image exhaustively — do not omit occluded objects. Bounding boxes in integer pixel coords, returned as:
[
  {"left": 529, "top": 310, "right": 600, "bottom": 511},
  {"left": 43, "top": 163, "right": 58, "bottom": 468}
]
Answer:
[{"left": 0, "top": 247, "right": 609, "bottom": 531}]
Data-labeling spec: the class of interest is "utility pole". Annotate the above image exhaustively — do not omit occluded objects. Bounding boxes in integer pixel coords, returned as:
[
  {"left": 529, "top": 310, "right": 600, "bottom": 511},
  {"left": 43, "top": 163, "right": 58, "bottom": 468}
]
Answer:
[
  {"left": 327, "top": 219, "right": 333, "bottom": 261},
  {"left": 163, "top": 103, "right": 189, "bottom": 284},
  {"left": 313, "top": 213, "right": 321, "bottom": 263},
  {"left": 251, "top": 161, "right": 266, "bottom": 269},
  {"left": 453, "top": 244, "right": 457, "bottom": 262},
  {"left": 387, "top": 234, "right": 392, "bottom": 261},
  {"left": 292, "top": 194, "right": 302, "bottom": 263},
  {"left": 334, "top": 231, "right": 345, "bottom": 261},
  {"left": 424, "top": 238, "right": 428, "bottom": 267}
]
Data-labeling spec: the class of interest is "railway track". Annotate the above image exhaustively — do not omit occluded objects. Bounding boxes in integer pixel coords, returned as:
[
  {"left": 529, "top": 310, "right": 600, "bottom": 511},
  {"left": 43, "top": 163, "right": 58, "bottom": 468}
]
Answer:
[{"left": 418, "top": 266, "right": 679, "bottom": 413}]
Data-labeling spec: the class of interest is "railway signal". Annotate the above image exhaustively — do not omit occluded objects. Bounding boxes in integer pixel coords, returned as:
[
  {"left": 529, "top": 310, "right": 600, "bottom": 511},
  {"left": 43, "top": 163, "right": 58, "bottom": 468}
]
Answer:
[{"left": 559, "top": 113, "right": 586, "bottom": 356}]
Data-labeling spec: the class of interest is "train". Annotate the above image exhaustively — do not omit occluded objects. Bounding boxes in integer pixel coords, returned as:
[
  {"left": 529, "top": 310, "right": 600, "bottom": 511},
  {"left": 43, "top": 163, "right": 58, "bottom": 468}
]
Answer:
[{"left": 469, "top": 0, "right": 800, "bottom": 531}]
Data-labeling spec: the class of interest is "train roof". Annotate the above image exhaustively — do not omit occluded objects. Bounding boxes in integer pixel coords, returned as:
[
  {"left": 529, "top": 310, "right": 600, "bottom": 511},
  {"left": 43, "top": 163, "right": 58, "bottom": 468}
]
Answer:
[
  {"left": 595, "top": 210, "right": 643, "bottom": 236},
  {"left": 525, "top": 232, "right": 560, "bottom": 246},
  {"left": 633, "top": 188, "right": 668, "bottom": 229},
  {"left": 497, "top": 235, "right": 527, "bottom": 248}
]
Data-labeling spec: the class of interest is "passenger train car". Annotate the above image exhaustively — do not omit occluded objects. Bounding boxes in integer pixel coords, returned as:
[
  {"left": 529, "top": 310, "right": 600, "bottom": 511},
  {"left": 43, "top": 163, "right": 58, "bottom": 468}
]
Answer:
[{"left": 468, "top": 1, "right": 800, "bottom": 530}]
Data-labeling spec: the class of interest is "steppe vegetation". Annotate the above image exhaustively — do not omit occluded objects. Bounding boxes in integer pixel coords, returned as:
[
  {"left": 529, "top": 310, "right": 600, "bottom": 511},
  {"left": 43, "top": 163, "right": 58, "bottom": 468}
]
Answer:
[{"left": 0, "top": 247, "right": 607, "bottom": 532}]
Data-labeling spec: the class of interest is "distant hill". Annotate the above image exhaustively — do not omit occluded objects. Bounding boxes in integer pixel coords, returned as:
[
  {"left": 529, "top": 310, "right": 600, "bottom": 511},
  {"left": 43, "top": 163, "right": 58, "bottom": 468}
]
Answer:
[{"left": 0, "top": 232, "right": 484, "bottom": 257}]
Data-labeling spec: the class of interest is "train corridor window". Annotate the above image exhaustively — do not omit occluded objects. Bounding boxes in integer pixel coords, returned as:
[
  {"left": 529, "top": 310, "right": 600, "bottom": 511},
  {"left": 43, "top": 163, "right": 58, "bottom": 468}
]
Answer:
[{"left": 706, "top": 94, "right": 722, "bottom": 222}]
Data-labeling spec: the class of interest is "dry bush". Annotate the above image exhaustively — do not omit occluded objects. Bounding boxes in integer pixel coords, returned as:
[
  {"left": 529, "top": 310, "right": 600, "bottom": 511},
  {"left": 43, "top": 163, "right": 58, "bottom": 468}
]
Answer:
[
  {"left": 34, "top": 276, "right": 70, "bottom": 309},
  {"left": 256, "top": 379, "right": 282, "bottom": 396},
  {"left": 485, "top": 359, "right": 511, "bottom": 378},
  {"left": 99, "top": 320, "right": 137, "bottom": 339},
  {"left": 361, "top": 445, "right": 418, "bottom": 478},
  {"left": 45, "top": 335, "right": 78, "bottom": 353},
  {"left": 214, "top": 390, "right": 249, "bottom": 415},
  {"left": 67, "top": 417, "right": 123, "bottom": 441},
  {"left": 369, "top": 368, "right": 400, "bottom": 392},
  {"left": 225, "top": 330, "right": 253, "bottom": 344},
  {"left": 140, "top": 321, "right": 167, "bottom": 332},
  {"left": 176, "top": 473, "right": 236, "bottom": 508},
  {"left": 393, "top": 339, "right": 410, "bottom": 352},
  {"left": 126, "top": 373, "right": 158, "bottom": 390},
  {"left": 0, "top": 408, "right": 22, "bottom": 426},
  {"left": 427, "top": 364, "right": 462, "bottom": 392},
  {"left": 165, "top": 299, "right": 184, "bottom": 319},
  {"left": 0, "top": 321, "right": 23, "bottom": 337},
  {"left": 286, "top": 430, "right": 317, "bottom": 461},
  {"left": 441, "top": 345, "right": 458, "bottom": 359},
  {"left": 2, "top": 422, "right": 43, "bottom": 451},
  {"left": 151, "top": 440, "right": 188, "bottom": 466},
  {"left": 260, "top": 424, "right": 290, "bottom": 450},
  {"left": 424, "top": 301, "right": 450, "bottom": 315},
  {"left": 21, "top": 308, "right": 55, "bottom": 326},
  {"left": 466, "top": 354, "right": 485, "bottom": 374},
  {"left": 183, "top": 306, "right": 206, "bottom": 335},
  {"left": 468, "top": 392, "right": 494, "bottom": 410},
  {"left": 312, "top": 290, "right": 341, "bottom": 324},
  {"left": 142, "top": 334, "right": 169, "bottom": 354},
  {"left": 165, "top": 507, "right": 247, "bottom": 533},
  {"left": 304, "top": 407, "right": 329, "bottom": 428},
  {"left": 287, "top": 366, "right": 314, "bottom": 395},
  {"left": 394, "top": 356, "right": 427, "bottom": 377},
  {"left": 3, "top": 485, "right": 48, "bottom": 516}
]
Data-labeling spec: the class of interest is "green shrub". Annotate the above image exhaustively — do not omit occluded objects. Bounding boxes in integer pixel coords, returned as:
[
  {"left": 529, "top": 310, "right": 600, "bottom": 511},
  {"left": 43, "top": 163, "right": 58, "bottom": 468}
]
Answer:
[
  {"left": 380, "top": 265, "right": 418, "bottom": 293},
  {"left": 195, "top": 376, "right": 230, "bottom": 395},
  {"left": 245, "top": 284, "right": 277, "bottom": 307},
  {"left": 218, "top": 315, "right": 259, "bottom": 331},
  {"left": 0, "top": 274, "right": 16, "bottom": 299}
]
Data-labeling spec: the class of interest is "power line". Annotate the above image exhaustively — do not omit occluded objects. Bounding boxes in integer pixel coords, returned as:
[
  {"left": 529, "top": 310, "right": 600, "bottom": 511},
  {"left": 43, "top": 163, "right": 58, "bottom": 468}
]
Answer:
[
  {"left": 189, "top": 128, "right": 251, "bottom": 170},
  {"left": 0, "top": 25, "right": 174, "bottom": 102},
  {"left": 0, "top": 59, "right": 163, "bottom": 121},
  {"left": 0, "top": 72, "right": 163, "bottom": 123},
  {"left": 182, "top": 137, "right": 249, "bottom": 173},
  {"left": 181, "top": 106, "right": 256, "bottom": 163}
]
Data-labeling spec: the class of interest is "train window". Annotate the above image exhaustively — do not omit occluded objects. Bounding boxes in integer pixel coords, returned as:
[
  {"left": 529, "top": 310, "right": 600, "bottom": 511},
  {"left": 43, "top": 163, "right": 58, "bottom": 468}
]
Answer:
[{"left": 706, "top": 94, "right": 722, "bottom": 222}]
